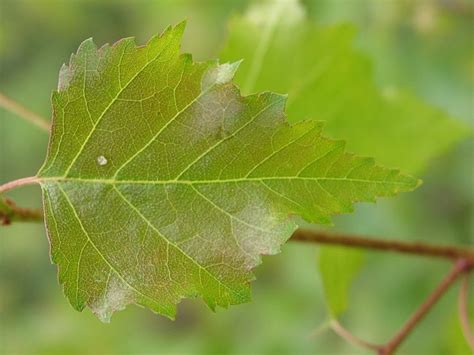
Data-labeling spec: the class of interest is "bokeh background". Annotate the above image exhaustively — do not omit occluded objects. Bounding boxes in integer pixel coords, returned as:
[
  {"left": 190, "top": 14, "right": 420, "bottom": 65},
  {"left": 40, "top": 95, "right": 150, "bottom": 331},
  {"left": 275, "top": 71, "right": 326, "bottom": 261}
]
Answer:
[{"left": 0, "top": 0, "right": 473, "bottom": 354}]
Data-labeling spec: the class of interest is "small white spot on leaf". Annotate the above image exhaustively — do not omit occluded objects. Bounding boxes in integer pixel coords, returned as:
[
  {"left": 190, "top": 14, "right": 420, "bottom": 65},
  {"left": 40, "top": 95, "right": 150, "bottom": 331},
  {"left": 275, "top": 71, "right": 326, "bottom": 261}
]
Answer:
[{"left": 97, "top": 155, "right": 108, "bottom": 166}]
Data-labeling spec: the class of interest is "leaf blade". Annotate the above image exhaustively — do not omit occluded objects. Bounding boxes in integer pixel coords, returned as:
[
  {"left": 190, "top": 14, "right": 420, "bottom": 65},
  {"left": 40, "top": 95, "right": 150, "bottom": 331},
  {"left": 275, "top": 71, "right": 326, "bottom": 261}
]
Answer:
[{"left": 39, "top": 22, "right": 418, "bottom": 321}]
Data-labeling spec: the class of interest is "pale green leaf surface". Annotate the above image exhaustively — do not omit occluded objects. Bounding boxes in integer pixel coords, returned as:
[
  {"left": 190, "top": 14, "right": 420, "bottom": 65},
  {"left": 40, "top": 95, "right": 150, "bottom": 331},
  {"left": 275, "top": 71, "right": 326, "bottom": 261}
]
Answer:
[
  {"left": 318, "top": 246, "right": 364, "bottom": 317},
  {"left": 38, "top": 23, "right": 418, "bottom": 322},
  {"left": 220, "top": 0, "right": 469, "bottom": 174}
]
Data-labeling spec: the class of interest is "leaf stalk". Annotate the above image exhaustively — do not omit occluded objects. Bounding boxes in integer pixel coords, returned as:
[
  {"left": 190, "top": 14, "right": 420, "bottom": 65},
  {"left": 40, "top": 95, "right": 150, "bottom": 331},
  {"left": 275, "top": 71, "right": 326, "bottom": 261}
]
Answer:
[{"left": 0, "top": 176, "right": 40, "bottom": 194}]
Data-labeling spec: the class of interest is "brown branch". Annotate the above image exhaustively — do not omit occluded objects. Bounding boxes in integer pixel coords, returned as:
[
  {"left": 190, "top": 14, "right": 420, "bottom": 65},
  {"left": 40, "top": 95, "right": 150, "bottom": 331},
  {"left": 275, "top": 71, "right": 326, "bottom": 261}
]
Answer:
[
  {"left": 459, "top": 274, "right": 474, "bottom": 350},
  {"left": 378, "top": 259, "right": 473, "bottom": 355},
  {"left": 320, "top": 259, "right": 473, "bottom": 354},
  {"left": 290, "top": 229, "right": 474, "bottom": 263},
  {"left": 1, "top": 203, "right": 472, "bottom": 267},
  {"left": 0, "top": 92, "right": 50, "bottom": 131},
  {"left": 0, "top": 196, "right": 43, "bottom": 225},
  {"left": 298, "top": 229, "right": 474, "bottom": 354}
]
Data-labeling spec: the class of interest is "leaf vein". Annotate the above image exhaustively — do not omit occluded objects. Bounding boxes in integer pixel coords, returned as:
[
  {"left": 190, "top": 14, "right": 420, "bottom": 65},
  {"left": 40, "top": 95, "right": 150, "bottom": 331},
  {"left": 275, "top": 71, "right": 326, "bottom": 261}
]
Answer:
[
  {"left": 63, "top": 34, "right": 176, "bottom": 177},
  {"left": 57, "top": 184, "right": 162, "bottom": 309},
  {"left": 112, "top": 185, "right": 247, "bottom": 301}
]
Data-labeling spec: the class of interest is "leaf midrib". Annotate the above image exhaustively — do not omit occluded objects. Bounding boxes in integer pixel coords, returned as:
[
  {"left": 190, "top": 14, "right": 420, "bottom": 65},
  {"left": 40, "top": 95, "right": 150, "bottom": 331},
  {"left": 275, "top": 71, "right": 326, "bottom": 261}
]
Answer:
[
  {"left": 38, "top": 175, "right": 413, "bottom": 187},
  {"left": 112, "top": 185, "right": 248, "bottom": 302}
]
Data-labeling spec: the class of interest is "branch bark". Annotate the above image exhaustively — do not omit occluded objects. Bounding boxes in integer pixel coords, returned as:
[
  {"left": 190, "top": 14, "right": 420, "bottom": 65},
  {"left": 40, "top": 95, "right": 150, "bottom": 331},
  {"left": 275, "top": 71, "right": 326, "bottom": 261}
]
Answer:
[
  {"left": 1, "top": 193, "right": 472, "bottom": 266},
  {"left": 290, "top": 229, "right": 474, "bottom": 263},
  {"left": 0, "top": 196, "right": 43, "bottom": 225},
  {"left": 378, "top": 259, "right": 472, "bottom": 355},
  {"left": 324, "top": 260, "right": 473, "bottom": 355}
]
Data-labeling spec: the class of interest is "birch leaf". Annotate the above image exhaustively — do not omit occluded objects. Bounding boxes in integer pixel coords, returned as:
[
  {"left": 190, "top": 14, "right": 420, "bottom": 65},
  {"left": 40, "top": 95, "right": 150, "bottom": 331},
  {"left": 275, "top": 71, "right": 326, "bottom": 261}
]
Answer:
[{"left": 38, "top": 23, "right": 418, "bottom": 322}]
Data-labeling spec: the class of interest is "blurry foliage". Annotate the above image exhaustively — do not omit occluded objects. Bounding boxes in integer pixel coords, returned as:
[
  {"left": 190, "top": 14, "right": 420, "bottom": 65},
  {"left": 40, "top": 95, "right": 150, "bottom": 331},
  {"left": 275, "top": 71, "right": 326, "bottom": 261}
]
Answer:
[
  {"left": 304, "top": 0, "right": 474, "bottom": 122},
  {"left": 317, "top": 246, "right": 364, "bottom": 317},
  {"left": 0, "top": 0, "right": 472, "bottom": 354},
  {"left": 221, "top": 0, "right": 468, "bottom": 174}
]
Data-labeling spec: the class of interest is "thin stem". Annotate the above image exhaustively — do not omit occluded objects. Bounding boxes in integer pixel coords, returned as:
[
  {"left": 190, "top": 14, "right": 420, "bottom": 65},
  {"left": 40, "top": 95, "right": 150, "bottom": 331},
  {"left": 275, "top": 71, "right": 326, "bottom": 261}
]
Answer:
[
  {"left": 459, "top": 274, "right": 474, "bottom": 350},
  {"left": 329, "top": 319, "right": 381, "bottom": 352},
  {"left": 290, "top": 229, "right": 474, "bottom": 263},
  {"left": 0, "top": 92, "right": 50, "bottom": 131},
  {"left": 379, "top": 259, "right": 472, "bottom": 355},
  {"left": 0, "top": 176, "right": 40, "bottom": 194}
]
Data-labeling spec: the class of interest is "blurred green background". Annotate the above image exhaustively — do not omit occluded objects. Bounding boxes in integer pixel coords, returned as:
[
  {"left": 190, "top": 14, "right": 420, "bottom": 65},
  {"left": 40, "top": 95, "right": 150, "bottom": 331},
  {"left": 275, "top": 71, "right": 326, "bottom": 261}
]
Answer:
[{"left": 0, "top": 0, "right": 472, "bottom": 354}]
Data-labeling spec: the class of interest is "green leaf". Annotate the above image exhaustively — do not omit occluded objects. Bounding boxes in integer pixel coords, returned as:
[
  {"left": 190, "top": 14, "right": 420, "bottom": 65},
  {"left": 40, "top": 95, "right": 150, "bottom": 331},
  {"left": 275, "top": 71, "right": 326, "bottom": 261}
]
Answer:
[
  {"left": 318, "top": 246, "right": 364, "bottom": 317},
  {"left": 38, "top": 22, "right": 418, "bottom": 322},
  {"left": 220, "top": 0, "right": 469, "bottom": 174}
]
